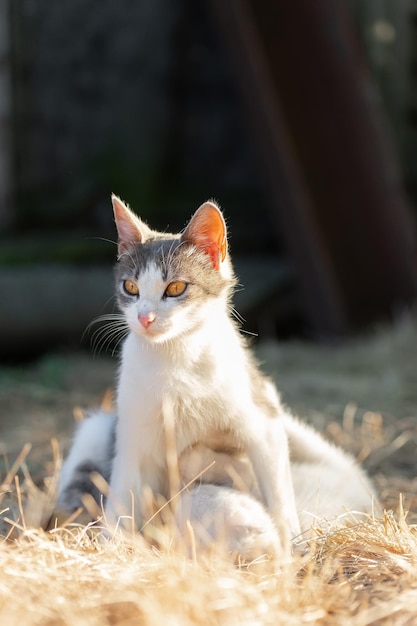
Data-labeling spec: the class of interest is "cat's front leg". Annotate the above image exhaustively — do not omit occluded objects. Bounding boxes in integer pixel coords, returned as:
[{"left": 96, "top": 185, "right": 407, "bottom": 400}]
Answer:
[
  {"left": 105, "top": 407, "right": 166, "bottom": 532},
  {"left": 244, "top": 414, "right": 300, "bottom": 545},
  {"left": 105, "top": 449, "right": 143, "bottom": 533}
]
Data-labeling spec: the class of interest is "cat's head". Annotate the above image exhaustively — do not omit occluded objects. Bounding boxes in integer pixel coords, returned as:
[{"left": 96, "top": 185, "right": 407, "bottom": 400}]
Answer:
[{"left": 112, "top": 195, "right": 236, "bottom": 343}]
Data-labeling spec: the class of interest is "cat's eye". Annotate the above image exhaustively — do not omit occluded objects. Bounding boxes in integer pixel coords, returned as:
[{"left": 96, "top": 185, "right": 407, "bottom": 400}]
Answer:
[
  {"left": 165, "top": 281, "right": 187, "bottom": 297},
  {"left": 123, "top": 279, "right": 139, "bottom": 296}
]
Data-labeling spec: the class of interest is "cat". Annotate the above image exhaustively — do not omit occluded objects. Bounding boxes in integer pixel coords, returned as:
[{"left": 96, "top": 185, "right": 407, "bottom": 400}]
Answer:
[
  {"left": 57, "top": 409, "right": 378, "bottom": 557},
  {"left": 57, "top": 410, "right": 284, "bottom": 559},
  {"left": 56, "top": 196, "right": 378, "bottom": 557}
]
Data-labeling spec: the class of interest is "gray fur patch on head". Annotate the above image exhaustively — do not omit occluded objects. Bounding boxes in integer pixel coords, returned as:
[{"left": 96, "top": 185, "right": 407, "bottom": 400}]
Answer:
[{"left": 114, "top": 234, "right": 236, "bottom": 310}]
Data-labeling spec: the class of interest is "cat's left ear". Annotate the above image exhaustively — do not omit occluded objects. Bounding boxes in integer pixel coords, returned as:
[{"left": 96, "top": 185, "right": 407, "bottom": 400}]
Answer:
[
  {"left": 112, "top": 194, "right": 152, "bottom": 256},
  {"left": 182, "top": 201, "right": 227, "bottom": 271}
]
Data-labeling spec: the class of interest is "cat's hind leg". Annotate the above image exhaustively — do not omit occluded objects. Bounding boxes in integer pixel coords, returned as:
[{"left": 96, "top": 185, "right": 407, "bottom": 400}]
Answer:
[
  {"left": 56, "top": 410, "right": 115, "bottom": 519},
  {"left": 176, "top": 484, "right": 282, "bottom": 561}
]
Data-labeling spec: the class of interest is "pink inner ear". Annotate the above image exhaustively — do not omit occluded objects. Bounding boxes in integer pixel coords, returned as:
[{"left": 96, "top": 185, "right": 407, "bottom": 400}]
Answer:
[
  {"left": 201, "top": 241, "right": 222, "bottom": 271},
  {"left": 184, "top": 202, "right": 227, "bottom": 270}
]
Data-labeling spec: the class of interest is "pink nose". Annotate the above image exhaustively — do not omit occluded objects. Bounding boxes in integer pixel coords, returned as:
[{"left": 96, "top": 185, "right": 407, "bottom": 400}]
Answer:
[{"left": 138, "top": 312, "right": 156, "bottom": 329}]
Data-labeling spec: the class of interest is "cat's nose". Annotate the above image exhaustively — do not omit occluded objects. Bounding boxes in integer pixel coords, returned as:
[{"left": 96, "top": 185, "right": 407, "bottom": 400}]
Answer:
[{"left": 138, "top": 312, "right": 156, "bottom": 329}]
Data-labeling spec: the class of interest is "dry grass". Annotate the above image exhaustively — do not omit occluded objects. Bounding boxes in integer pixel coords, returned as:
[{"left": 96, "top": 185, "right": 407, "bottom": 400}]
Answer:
[
  {"left": 2, "top": 314, "right": 417, "bottom": 624},
  {"left": 1, "top": 488, "right": 417, "bottom": 625},
  {"left": 1, "top": 438, "right": 417, "bottom": 624}
]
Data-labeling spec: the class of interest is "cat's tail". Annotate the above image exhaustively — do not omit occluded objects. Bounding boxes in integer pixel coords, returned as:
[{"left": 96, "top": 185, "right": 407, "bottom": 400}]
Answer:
[
  {"left": 282, "top": 411, "right": 381, "bottom": 529},
  {"left": 56, "top": 410, "right": 116, "bottom": 514},
  {"left": 282, "top": 411, "right": 351, "bottom": 468}
]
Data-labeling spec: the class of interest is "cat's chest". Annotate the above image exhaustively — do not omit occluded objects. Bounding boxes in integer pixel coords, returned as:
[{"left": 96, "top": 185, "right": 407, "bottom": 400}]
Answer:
[{"left": 119, "top": 334, "right": 240, "bottom": 432}]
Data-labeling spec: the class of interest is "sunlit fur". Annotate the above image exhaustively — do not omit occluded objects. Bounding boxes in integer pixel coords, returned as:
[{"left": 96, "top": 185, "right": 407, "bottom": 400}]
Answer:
[{"left": 57, "top": 197, "right": 379, "bottom": 559}]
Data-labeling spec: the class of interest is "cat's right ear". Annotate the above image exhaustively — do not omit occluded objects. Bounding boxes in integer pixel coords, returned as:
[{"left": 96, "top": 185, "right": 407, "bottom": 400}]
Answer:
[{"left": 112, "top": 195, "right": 151, "bottom": 256}]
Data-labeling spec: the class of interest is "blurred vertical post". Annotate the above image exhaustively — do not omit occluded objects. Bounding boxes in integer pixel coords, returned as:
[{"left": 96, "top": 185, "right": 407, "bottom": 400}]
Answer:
[
  {"left": 0, "top": 0, "right": 13, "bottom": 232},
  {"left": 210, "top": 0, "right": 417, "bottom": 335}
]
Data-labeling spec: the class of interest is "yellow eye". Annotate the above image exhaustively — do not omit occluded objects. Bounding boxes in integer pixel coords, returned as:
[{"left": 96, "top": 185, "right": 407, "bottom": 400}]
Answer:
[
  {"left": 165, "top": 281, "right": 187, "bottom": 297},
  {"left": 123, "top": 279, "right": 139, "bottom": 296}
]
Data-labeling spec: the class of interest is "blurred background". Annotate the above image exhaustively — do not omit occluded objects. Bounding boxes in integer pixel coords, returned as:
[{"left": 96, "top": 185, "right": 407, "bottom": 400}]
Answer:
[
  {"left": 2, "top": 1, "right": 417, "bottom": 513},
  {"left": 0, "top": 0, "right": 417, "bottom": 359}
]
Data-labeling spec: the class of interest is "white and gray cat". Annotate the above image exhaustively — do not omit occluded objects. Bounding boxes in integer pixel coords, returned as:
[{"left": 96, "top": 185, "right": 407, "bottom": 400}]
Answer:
[{"left": 57, "top": 196, "right": 378, "bottom": 558}]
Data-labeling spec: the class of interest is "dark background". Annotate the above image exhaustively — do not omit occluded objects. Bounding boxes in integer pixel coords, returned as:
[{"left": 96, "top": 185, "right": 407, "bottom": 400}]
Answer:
[{"left": 1, "top": 0, "right": 417, "bottom": 358}]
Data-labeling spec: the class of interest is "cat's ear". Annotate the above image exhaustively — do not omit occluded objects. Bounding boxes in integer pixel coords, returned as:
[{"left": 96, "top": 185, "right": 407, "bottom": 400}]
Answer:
[
  {"left": 112, "top": 194, "right": 151, "bottom": 256},
  {"left": 182, "top": 201, "right": 227, "bottom": 271}
]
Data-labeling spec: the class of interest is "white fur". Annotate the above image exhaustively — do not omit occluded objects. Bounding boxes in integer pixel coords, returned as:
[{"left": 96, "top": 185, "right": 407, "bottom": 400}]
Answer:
[
  {"left": 57, "top": 411, "right": 114, "bottom": 497},
  {"left": 176, "top": 484, "right": 282, "bottom": 559},
  {"left": 285, "top": 415, "right": 378, "bottom": 532},
  {"left": 107, "top": 289, "right": 300, "bottom": 545},
  {"left": 58, "top": 409, "right": 378, "bottom": 553},
  {"left": 180, "top": 415, "right": 378, "bottom": 539}
]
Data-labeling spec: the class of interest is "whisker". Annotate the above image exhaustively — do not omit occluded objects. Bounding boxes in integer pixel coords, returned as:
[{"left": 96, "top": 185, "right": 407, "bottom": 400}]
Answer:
[
  {"left": 117, "top": 247, "right": 139, "bottom": 275},
  {"left": 110, "top": 330, "right": 129, "bottom": 357},
  {"left": 231, "top": 307, "right": 246, "bottom": 325},
  {"left": 159, "top": 242, "right": 168, "bottom": 279},
  {"left": 91, "top": 321, "right": 125, "bottom": 345},
  {"left": 165, "top": 238, "right": 180, "bottom": 269},
  {"left": 83, "top": 314, "right": 124, "bottom": 337},
  {"left": 93, "top": 326, "right": 128, "bottom": 357},
  {"left": 90, "top": 323, "right": 122, "bottom": 345},
  {"left": 99, "top": 295, "right": 118, "bottom": 313},
  {"left": 228, "top": 306, "right": 257, "bottom": 337},
  {"left": 239, "top": 329, "right": 258, "bottom": 338},
  {"left": 83, "top": 313, "right": 128, "bottom": 356},
  {"left": 86, "top": 236, "right": 118, "bottom": 248}
]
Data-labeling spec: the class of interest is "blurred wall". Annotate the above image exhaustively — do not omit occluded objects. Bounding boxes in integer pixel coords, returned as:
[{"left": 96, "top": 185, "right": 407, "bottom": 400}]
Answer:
[
  {"left": 1, "top": 0, "right": 417, "bottom": 357},
  {"left": 6, "top": 0, "right": 270, "bottom": 246},
  {"left": 352, "top": 0, "right": 417, "bottom": 205},
  {"left": 0, "top": 1, "right": 13, "bottom": 231}
]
